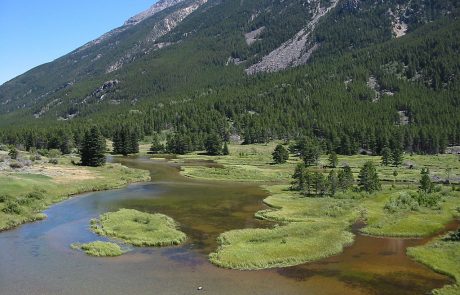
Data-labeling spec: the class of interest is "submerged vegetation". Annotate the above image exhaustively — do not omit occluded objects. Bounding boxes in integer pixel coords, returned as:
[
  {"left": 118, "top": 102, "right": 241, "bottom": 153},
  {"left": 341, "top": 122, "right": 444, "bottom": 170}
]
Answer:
[
  {"left": 90, "top": 209, "right": 186, "bottom": 247},
  {"left": 71, "top": 241, "right": 125, "bottom": 257}
]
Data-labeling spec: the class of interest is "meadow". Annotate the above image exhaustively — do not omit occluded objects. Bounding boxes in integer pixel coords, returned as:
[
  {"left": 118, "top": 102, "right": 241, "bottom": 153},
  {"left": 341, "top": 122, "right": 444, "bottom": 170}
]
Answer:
[
  {"left": 172, "top": 141, "right": 460, "bottom": 284},
  {"left": 0, "top": 151, "right": 150, "bottom": 231}
]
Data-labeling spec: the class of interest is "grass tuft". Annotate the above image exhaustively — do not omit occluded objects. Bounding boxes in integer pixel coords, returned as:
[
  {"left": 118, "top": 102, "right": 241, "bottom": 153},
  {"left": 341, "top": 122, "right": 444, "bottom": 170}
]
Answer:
[{"left": 71, "top": 241, "right": 125, "bottom": 257}]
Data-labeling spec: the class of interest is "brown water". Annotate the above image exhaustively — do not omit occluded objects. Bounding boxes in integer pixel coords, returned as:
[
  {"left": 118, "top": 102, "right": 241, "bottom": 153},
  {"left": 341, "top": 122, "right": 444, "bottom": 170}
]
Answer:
[{"left": 0, "top": 156, "right": 454, "bottom": 295}]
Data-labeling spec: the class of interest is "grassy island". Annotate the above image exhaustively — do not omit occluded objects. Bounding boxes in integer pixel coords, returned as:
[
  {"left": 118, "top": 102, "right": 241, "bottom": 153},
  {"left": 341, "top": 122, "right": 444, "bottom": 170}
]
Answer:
[
  {"left": 90, "top": 208, "right": 187, "bottom": 247},
  {"left": 172, "top": 142, "right": 460, "bottom": 275},
  {"left": 71, "top": 241, "right": 125, "bottom": 257}
]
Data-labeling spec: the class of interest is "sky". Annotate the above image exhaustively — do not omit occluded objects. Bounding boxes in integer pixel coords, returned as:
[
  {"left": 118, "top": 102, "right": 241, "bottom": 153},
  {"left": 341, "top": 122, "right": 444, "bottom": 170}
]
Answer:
[{"left": 0, "top": 0, "right": 157, "bottom": 85}]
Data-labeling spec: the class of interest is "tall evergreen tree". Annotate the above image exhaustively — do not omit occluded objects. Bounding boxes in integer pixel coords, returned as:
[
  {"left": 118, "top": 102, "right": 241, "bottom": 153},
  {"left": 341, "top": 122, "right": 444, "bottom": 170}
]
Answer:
[
  {"left": 222, "top": 142, "right": 230, "bottom": 155},
  {"left": 80, "top": 126, "right": 106, "bottom": 167},
  {"left": 338, "top": 166, "right": 354, "bottom": 191},
  {"left": 328, "top": 170, "right": 338, "bottom": 196},
  {"left": 149, "top": 134, "right": 164, "bottom": 154},
  {"left": 328, "top": 152, "right": 338, "bottom": 168},
  {"left": 272, "top": 144, "right": 289, "bottom": 164},
  {"left": 419, "top": 168, "right": 433, "bottom": 193},
  {"left": 381, "top": 147, "right": 391, "bottom": 166},
  {"left": 391, "top": 147, "right": 403, "bottom": 167},
  {"left": 204, "top": 133, "right": 222, "bottom": 155},
  {"left": 358, "top": 161, "right": 381, "bottom": 193}
]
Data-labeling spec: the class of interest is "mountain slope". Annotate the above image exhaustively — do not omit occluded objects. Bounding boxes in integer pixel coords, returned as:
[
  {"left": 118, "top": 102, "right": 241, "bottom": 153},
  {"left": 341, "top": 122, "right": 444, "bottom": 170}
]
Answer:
[{"left": 0, "top": 0, "right": 459, "bottom": 154}]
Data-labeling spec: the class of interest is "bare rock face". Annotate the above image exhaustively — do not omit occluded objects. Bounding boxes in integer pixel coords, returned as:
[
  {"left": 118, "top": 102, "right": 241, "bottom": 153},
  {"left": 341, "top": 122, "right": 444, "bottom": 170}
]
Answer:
[
  {"left": 124, "top": 0, "right": 186, "bottom": 26},
  {"left": 245, "top": 0, "right": 339, "bottom": 75},
  {"left": 106, "top": 0, "right": 208, "bottom": 73}
]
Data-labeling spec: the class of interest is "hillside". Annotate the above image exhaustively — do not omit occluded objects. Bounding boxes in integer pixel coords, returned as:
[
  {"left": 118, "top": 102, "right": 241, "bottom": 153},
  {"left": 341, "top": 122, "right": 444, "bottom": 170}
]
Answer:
[{"left": 0, "top": 0, "right": 459, "bottom": 154}]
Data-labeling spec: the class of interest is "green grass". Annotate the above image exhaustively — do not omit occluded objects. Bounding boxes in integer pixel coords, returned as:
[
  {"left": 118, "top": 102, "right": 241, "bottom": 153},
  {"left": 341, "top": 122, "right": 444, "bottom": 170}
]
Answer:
[
  {"left": 209, "top": 221, "right": 354, "bottom": 270},
  {"left": 71, "top": 241, "right": 125, "bottom": 257},
  {"left": 407, "top": 238, "right": 460, "bottom": 295},
  {"left": 171, "top": 142, "right": 460, "bottom": 273},
  {"left": 90, "top": 209, "right": 186, "bottom": 247},
  {"left": 0, "top": 154, "right": 150, "bottom": 231}
]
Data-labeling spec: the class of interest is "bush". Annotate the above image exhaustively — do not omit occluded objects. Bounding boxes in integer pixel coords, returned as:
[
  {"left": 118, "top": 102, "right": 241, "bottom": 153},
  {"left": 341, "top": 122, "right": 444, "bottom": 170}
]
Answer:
[
  {"left": 48, "top": 158, "right": 59, "bottom": 165},
  {"left": 384, "top": 192, "right": 420, "bottom": 213},
  {"left": 29, "top": 154, "right": 41, "bottom": 161},
  {"left": 443, "top": 229, "right": 460, "bottom": 241},
  {"left": 48, "top": 149, "right": 62, "bottom": 158},
  {"left": 384, "top": 191, "right": 441, "bottom": 213},
  {"left": 2, "top": 200, "right": 22, "bottom": 214},
  {"left": 9, "top": 161, "right": 23, "bottom": 169},
  {"left": 26, "top": 191, "right": 45, "bottom": 200},
  {"left": 0, "top": 194, "right": 11, "bottom": 203}
]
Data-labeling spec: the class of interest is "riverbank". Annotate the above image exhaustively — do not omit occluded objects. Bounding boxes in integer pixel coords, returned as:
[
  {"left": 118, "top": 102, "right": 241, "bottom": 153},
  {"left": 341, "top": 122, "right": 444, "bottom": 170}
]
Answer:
[
  {"left": 0, "top": 153, "right": 150, "bottom": 231},
  {"left": 408, "top": 237, "right": 460, "bottom": 295},
  {"left": 171, "top": 142, "right": 460, "bottom": 275}
]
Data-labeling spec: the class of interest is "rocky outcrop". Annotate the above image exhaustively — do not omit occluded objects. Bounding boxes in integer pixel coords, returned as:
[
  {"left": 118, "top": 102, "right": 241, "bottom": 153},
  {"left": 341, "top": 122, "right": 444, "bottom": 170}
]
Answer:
[
  {"left": 106, "top": 0, "right": 208, "bottom": 73},
  {"left": 125, "top": 0, "right": 186, "bottom": 26},
  {"left": 244, "top": 27, "right": 265, "bottom": 46},
  {"left": 245, "top": 0, "right": 339, "bottom": 75}
]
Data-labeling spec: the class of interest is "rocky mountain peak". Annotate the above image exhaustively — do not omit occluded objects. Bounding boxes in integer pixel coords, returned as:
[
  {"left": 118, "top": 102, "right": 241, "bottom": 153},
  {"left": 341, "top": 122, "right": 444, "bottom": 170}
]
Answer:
[{"left": 124, "top": 0, "right": 187, "bottom": 26}]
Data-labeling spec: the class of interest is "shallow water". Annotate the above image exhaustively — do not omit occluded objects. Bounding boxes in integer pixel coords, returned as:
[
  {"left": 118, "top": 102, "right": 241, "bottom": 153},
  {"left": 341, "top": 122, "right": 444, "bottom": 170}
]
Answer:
[{"left": 0, "top": 156, "right": 453, "bottom": 295}]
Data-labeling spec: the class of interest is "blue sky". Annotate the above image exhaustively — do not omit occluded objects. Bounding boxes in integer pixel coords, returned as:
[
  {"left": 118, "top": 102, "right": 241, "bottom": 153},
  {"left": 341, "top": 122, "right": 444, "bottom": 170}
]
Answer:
[{"left": 0, "top": 0, "right": 156, "bottom": 85}]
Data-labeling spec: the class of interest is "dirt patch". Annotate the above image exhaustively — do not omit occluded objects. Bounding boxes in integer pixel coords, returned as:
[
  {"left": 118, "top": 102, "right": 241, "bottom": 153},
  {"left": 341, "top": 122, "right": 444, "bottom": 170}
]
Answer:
[{"left": 27, "top": 165, "right": 98, "bottom": 183}]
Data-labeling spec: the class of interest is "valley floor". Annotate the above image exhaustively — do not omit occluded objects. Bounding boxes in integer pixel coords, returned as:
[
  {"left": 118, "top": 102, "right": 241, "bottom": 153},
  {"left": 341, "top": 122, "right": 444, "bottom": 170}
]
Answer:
[
  {"left": 164, "top": 142, "right": 460, "bottom": 294},
  {"left": 0, "top": 151, "right": 150, "bottom": 231}
]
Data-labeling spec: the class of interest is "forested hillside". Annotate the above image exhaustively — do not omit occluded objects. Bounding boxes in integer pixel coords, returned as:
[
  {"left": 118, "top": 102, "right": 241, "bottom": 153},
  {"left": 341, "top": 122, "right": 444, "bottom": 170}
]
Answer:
[{"left": 0, "top": 0, "right": 459, "bottom": 156}]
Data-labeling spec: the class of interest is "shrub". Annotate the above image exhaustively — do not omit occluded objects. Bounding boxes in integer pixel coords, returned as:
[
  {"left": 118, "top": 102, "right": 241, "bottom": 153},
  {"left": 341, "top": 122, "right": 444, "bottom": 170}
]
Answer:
[
  {"left": 443, "top": 229, "right": 460, "bottom": 241},
  {"left": 0, "top": 194, "right": 11, "bottom": 203},
  {"left": 2, "top": 200, "right": 22, "bottom": 214},
  {"left": 48, "top": 149, "right": 62, "bottom": 158},
  {"left": 384, "top": 192, "right": 420, "bottom": 213},
  {"left": 9, "top": 161, "right": 23, "bottom": 169},
  {"left": 26, "top": 191, "right": 45, "bottom": 200},
  {"left": 48, "top": 158, "right": 59, "bottom": 165}
]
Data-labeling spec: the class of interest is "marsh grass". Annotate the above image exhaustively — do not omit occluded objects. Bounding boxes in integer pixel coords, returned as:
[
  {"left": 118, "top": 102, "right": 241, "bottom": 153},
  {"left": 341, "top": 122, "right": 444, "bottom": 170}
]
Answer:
[
  {"left": 90, "top": 209, "right": 186, "bottom": 247},
  {"left": 209, "top": 221, "right": 354, "bottom": 270},
  {"left": 71, "top": 241, "right": 125, "bottom": 257},
  {"left": 173, "top": 142, "right": 460, "bottom": 272},
  {"left": 407, "top": 238, "right": 460, "bottom": 295}
]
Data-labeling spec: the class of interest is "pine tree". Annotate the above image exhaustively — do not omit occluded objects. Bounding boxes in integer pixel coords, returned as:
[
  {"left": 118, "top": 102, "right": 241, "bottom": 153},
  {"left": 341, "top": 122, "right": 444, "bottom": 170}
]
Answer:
[
  {"left": 328, "top": 152, "right": 338, "bottom": 168},
  {"left": 338, "top": 166, "right": 354, "bottom": 191},
  {"left": 419, "top": 168, "right": 433, "bottom": 193},
  {"left": 381, "top": 147, "right": 391, "bottom": 166},
  {"left": 302, "top": 141, "right": 321, "bottom": 166},
  {"left": 149, "top": 134, "right": 164, "bottom": 154},
  {"left": 358, "top": 161, "right": 381, "bottom": 193},
  {"left": 313, "top": 172, "right": 327, "bottom": 196},
  {"left": 391, "top": 147, "right": 403, "bottom": 167},
  {"left": 129, "top": 131, "right": 139, "bottom": 154},
  {"left": 222, "top": 142, "right": 230, "bottom": 155},
  {"left": 328, "top": 170, "right": 338, "bottom": 196},
  {"left": 8, "top": 147, "right": 18, "bottom": 160},
  {"left": 272, "top": 144, "right": 289, "bottom": 164},
  {"left": 205, "top": 133, "right": 222, "bottom": 155},
  {"left": 292, "top": 164, "right": 306, "bottom": 191},
  {"left": 80, "top": 126, "right": 106, "bottom": 167}
]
